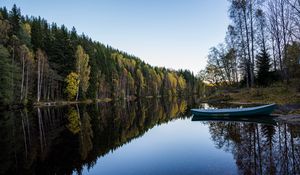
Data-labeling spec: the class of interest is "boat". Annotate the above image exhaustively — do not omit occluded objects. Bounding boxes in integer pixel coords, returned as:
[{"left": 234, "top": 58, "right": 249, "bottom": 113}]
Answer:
[{"left": 191, "top": 104, "right": 276, "bottom": 117}]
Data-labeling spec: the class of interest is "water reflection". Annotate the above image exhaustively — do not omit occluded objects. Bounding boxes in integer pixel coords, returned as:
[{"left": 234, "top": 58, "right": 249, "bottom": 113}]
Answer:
[
  {"left": 0, "top": 100, "right": 299, "bottom": 175},
  {"left": 0, "top": 98, "right": 188, "bottom": 175},
  {"left": 192, "top": 115, "right": 277, "bottom": 125},
  {"left": 206, "top": 122, "right": 300, "bottom": 175},
  {"left": 193, "top": 103, "right": 300, "bottom": 174}
]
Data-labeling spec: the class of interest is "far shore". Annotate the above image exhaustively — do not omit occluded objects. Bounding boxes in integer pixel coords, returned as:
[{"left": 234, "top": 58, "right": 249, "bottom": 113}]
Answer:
[
  {"left": 33, "top": 98, "right": 113, "bottom": 107},
  {"left": 32, "top": 95, "right": 166, "bottom": 107}
]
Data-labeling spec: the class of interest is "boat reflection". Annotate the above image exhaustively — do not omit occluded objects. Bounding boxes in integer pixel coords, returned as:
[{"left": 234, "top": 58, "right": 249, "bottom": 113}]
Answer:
[{"left": 192, "top": 115, "right": 278, "bottom": 125}]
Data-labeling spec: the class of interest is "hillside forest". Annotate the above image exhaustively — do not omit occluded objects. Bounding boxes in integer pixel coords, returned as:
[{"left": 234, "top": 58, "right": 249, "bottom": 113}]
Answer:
[{"left": 0, "top": 5, "right": 205, "bottom": 107}]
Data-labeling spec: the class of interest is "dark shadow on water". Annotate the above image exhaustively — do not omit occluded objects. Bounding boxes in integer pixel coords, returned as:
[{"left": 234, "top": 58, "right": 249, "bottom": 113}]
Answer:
[
  {"left": 0, "top": 98, "right": 189, "bottom": 175},
  {"left": 192, "top": 115, "right": 278, "bottom": 125}
]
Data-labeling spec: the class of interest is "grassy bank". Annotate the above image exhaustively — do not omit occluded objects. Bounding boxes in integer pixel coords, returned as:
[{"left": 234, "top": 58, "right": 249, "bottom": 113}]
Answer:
[
  {"left": 204, "top": 80, "right": 300, "bottom": 114},
  {"left": 229, "top": 85, "right": 300, "bottom": 105},
  {"left": 206, "top": 81, "right": 300, "bottom": 105}
]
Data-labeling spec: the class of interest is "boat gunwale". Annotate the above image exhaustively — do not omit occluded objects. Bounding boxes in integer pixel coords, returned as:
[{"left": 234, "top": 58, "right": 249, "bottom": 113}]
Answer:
[
  {"left": 191, "top": 104, "right": 276, "bottom": 114},
  {"left": 191, "top": 104, "right": 276, "bottom": 117}
]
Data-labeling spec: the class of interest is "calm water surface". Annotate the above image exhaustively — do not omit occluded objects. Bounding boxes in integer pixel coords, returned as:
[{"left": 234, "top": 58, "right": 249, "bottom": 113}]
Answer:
[{"left": 0, "top": 99, "right": 299, "bottom": 175}]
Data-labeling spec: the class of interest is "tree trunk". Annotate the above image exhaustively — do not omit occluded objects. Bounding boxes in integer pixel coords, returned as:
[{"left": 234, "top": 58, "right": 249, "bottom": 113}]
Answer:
[
  {"left": 250, "top": 0, "right": 255, "bottom": 87},
  {"left": 244, "top": 15, "right": 253, "bottom": 88},
  {"left": 40, "top": 57, "right": 44, "bottom": 101},
  {"left": 271, "top": 36, "right": 277, "bottom": 70},
  {"left": 239, "top": 10, "right": 249, "bottom": 88},
  {"left": 280, "top": 0, "right": 290, "bottom": 83},
  {"left": 76, "top": 86, "right": 79, "bottom": 101},
  {"left": 37, "top": 54, "right": 41, "bottom": 102},
  {"left": 21, "top": 55, "right": 25, "bottom": 102},
  {"left": 37, "top": 51, "right": 45, "bottom": 102},
  {"left": 11, "top": 46, "right": 15, "bottom": 101},
  {"left": 25, "top": 64, "right": 29, "bottom": 101},
  {"left": 275, "top": 3, "right": 283, "bottom": 72}
]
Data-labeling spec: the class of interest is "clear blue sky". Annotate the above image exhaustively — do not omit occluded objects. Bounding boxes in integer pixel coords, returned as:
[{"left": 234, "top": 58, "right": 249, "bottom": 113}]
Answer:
[{"left": 2, "top": 0, "right": 230, "bottom": 73}]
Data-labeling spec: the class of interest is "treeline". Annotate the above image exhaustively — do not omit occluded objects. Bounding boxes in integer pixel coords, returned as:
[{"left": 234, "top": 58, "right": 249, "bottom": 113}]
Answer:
[
  {"left": 201, "top": 0, "right": 300, "bottom": 87},
  {"left": 0, "top": 5, "right": 204, "bottom": 106}
]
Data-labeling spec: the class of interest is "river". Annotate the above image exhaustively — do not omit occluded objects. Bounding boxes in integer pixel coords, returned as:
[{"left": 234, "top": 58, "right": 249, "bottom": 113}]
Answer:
[{"left": 0, "top": 98, "right": 299, "bottom": 175}]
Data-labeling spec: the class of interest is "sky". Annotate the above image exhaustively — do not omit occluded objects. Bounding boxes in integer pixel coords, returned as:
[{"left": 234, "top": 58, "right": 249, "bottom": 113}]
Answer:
[{"left": 1, "top": 0, "right": 230, "bottom": 73}]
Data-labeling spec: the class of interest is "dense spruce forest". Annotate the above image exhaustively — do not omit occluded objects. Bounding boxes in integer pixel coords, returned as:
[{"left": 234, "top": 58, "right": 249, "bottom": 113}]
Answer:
[
  {"left": 201, "top": 0, "right": 300, "bottom": 88},
  {"left": 0, "top": 5, "right": 204, "bottom": 106}
]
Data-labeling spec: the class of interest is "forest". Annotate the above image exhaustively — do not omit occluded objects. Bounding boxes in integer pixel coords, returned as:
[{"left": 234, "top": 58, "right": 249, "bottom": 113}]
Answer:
[
  {"left": 0, "top": 5, "right": 204, "bottom": 107},
  {"left": 201, "top": 0, "right": 300, "bottom": 88}
]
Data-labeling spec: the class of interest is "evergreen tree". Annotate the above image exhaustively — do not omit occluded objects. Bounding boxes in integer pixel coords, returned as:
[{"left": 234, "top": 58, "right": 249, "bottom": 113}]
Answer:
[
  {"left": 0, "top": 5, "right": 203, "bottom": 105},
  {"left": 0, "top": 7, "right": 9, "bottom": 19},
  {"left": 0, "top": 12, "right": 11, "bottom": 45},
  {"left": 8, "top": 4, "right": 21, "bottom": 36},
  {"left": 0, "top": 45, "right": 14, "bottom": 105},
  {"left": 256, "top": 49, "right": 271, "bottom": 86}
]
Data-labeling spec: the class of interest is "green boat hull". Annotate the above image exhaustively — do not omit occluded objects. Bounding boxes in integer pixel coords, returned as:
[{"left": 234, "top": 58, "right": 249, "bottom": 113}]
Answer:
[{"left": 191, "top": 104, "right": 276, "bottom": 117}]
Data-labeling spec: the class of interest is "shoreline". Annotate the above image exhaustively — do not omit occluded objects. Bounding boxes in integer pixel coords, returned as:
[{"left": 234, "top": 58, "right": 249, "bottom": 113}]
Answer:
[
  {"left": 33, "top": 95, "right": 165, "bottom": 108},
  {"left": 33, "top": 98, "right": 113, "bottom": 107},
  {"left": 3, "top": 94, "right": 300, "bottom": 124}
]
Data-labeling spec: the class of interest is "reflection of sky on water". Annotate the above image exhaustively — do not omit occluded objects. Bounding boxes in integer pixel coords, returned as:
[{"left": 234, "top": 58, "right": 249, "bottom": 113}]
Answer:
[
  {"left": 1, "top": 100, "right": 298, "bottom": 175},
  {"left": 82, "top": 118, "right": 237, "bottom": 175}
]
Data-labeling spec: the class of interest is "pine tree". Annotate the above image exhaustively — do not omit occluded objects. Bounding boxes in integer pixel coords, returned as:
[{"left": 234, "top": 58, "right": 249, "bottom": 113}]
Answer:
[
  {"left": 9, "top": 4, "right": 21, "bottom": 36},
  {"left": 0, "top": 5, "right": 202, "bottom": 105},
  {"left": 0, "top": 12, "right": 11, "bottom": 45},
  {"left": 0, "top": 45, "right": 14, "bottom": 105},
  {"left": 256, "top": 49, "right": 271, "bottom": 86}
]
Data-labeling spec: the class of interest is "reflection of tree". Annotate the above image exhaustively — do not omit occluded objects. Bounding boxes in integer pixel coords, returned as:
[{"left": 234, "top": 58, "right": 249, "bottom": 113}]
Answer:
[
  {"left": 0, "top": 98, "right": 191, "bottom": 174},
  {"left": 66, "top": 106, "right": 81, "bottom": 134},
  {"left": 208, "top": 122, "right": 300, "bottom": 175},
  {"left": 209, "top": 122, "right": 241, "bottom": 151},
  {"left": 38, "top": 108, "right": 47, "bottom": 153},
  {"left": 0, "top": 112, "right": 17, "bottom": 174},
  {"left": 0, "top": 106, "right": 68, "bottom": 174},
  {"left": 2, "top": 100, "right": 300, "bottom": 175},
  {"left": 162, "top": 97, "right": 187, "bottom": 119},
  {"left": 261, "top": 125, "right": 276, "bottom": 174},
  {"left": 79, "top": 112, "right": 93, "bottom": 160}
]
